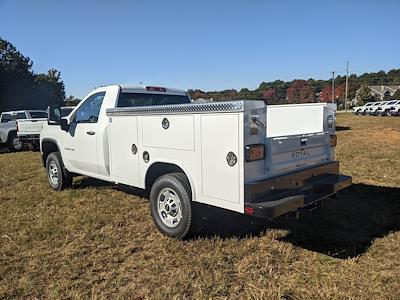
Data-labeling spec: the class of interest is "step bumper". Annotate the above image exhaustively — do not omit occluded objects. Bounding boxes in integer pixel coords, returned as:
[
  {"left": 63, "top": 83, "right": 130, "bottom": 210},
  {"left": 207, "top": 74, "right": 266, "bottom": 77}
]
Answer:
[{"left": 244, "top": 162, "right": 352, "bottom": 219}]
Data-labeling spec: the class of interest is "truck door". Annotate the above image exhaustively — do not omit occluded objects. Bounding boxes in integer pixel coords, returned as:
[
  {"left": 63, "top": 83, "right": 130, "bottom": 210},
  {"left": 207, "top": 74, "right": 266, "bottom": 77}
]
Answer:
[{"left": 61, "top": 92, "right": 106, "bottom": 175}]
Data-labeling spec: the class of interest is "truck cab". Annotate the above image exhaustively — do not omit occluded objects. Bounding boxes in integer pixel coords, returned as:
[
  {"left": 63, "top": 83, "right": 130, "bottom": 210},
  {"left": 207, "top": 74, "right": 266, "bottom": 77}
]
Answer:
[{"left": 41, "top": 84, "right": 351, "bottom": 238}]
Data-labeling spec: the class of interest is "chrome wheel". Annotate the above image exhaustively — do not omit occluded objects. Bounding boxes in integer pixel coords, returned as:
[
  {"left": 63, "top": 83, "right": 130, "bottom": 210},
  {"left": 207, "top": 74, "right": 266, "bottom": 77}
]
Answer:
[
  {"left": 157, "top": 187, "right": 182, "bottom": 228},
  {"left": 49, "top": 161, "right": 59, "bottom": 186},
  {"left": 13, "top": 137, "right": 22, "bottom": 150}
]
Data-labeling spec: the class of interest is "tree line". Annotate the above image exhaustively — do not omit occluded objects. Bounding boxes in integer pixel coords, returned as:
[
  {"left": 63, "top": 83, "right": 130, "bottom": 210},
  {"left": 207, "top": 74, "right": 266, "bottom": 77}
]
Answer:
[
  {"left": 1, "top": 36, "right": 399, "bottom": 114},
  {"left": 0, "top": 38, "right": 65, "bottom": 114},
  {"left": 188, "top": 69, "right": 400, "bottom": 106}
]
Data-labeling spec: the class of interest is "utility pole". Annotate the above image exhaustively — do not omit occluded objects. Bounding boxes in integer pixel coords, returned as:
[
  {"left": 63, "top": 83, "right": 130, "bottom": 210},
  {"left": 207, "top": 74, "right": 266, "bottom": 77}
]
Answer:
[
  {"left": 331, "top": 71, "right": 335, "bottom": 103},
  {"left": 345, "top": 61, "right": 349, "bottom": 111}
]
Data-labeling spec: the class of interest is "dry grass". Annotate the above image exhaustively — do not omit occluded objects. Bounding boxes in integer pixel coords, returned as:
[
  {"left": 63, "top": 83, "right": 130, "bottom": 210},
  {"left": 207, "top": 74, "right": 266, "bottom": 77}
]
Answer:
[{"left": 1, "top": 114, "right": 400, "bottom": 299}]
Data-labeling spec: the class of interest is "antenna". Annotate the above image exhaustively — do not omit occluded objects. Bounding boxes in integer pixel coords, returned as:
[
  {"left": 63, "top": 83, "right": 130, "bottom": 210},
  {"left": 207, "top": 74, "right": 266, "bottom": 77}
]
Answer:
[
  {"left": 331, "top": 71, "right": 335, "bottom": 104},
  {"left": 345, "top": 61, "right": 349, "bottom": 111}
]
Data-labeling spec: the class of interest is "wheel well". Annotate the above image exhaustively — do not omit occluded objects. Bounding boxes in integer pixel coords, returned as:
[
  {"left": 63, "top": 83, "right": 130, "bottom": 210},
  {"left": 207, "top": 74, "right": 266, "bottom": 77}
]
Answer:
[
  {"left": 41, "top": 140, "right": 59, "bottom": 167},
  {"left": 145, "top": 162, "right": 190, "bottom": 191},
  {"left": 7, "top": 130, "right": 17, "bottom": 141}
]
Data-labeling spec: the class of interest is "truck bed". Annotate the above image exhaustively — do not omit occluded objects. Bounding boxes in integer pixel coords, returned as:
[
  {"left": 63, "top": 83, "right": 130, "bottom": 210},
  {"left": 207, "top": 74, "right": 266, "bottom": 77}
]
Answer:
[{"left": 17, "top": 118, "right": 47, "bottom": 136}]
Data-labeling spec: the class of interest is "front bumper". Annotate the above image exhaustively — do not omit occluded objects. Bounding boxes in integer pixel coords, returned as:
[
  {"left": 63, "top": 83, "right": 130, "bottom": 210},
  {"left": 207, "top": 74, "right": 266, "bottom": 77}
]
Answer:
[{"left": 244, "top": 161, "right": 352, "bottom": 219}]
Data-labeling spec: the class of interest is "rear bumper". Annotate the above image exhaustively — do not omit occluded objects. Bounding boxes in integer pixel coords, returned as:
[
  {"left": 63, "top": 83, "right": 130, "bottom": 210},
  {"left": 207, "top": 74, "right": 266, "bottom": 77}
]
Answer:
[
  {"left": 244, "top": 161, "right": 352, "bottom": 219},
  {"left": 18, "top": 134, "right": 40, "bottom": 142}
]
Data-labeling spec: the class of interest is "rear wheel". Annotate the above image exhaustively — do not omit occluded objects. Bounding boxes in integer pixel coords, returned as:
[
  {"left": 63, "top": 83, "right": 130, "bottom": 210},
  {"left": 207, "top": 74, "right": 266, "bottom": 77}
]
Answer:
[
  {"left": 46, "top": 152, "right": 72, "bottom": 191},
  {"left": 7, "top": 132, "right": 22, "bottom": 152},
  {"left": 149, "top": 173, "right": 192, "bottom": 239}
]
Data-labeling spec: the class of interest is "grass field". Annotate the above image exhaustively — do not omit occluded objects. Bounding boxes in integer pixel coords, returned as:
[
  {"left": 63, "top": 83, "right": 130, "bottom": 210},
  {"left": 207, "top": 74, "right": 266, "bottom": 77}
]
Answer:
[{"left": 1, "top": 114, "right": 399, "bottom": 299}]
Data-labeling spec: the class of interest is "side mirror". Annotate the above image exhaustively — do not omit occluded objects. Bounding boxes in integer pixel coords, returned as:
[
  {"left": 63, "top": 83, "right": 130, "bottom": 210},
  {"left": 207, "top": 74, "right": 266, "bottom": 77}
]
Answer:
[
  {"left": 60, "top": 118, "right": 69, "bottom": 132},
  {"left": 48, "top": 105, "right": 70, "bottom": 131},
  {"left": 48, "top": 106, "right": 61, "bottom": 125}
]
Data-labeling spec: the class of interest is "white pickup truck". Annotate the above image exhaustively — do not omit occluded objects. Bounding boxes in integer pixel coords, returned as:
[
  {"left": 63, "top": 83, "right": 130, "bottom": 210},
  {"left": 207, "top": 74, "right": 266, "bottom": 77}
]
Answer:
[
  {"left": 41, "top": 85, "right": 351, "bottom": 238},
  {"left": 17, "top": 107, "right": 73, "bottom": 149},
  {"left": 0, "top": 110, "right": 46, "bottom": 151}
]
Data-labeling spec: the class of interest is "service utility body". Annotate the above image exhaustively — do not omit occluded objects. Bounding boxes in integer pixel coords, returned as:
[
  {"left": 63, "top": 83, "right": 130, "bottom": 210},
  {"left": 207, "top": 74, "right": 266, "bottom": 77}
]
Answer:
[{"left": 41, "top": 85, "right": 352, "bottom": 238}]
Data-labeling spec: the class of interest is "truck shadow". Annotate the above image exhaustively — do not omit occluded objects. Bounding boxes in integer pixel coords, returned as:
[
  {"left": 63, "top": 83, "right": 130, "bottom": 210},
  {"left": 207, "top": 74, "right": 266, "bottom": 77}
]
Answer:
[
  {"left": 74, "top": 177, "right": 400, "bottom": 259},
  {"left": 336, "top": 126, "right": 351, "bottom": 131},
  {"left": 189, "top": 183, "right": 400, "bottom": 259}
]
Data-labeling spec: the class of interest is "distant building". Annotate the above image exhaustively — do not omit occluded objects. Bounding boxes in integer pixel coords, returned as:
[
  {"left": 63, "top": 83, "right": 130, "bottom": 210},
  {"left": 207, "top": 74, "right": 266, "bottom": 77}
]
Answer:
[{"left": 355, "top": 85, "right": 400, "bottom": 100}]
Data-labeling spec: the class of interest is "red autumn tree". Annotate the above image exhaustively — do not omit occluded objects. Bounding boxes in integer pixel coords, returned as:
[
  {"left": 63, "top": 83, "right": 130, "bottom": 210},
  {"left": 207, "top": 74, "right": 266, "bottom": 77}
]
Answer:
[
  {"left": 262, "top": 88, "right": 279, "bottom": 104},
  {"left": 286, "top": 80, "right": 315, "bottom": 103},
  {"left": 319, "top": 83, "right": 346, "bottom": 103},
  {"left": 320, "top": 85, "right": 332, "bottom": 102}
]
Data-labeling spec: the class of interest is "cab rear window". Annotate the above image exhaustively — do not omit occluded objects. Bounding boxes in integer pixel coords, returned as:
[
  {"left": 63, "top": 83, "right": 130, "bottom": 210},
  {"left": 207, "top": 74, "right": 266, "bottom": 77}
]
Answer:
[
  {"left": 1, "top": 112, "right": 26, "bottom": 122},
  {"left": 117, "top": 92, "right": 191, "bottom": 107},
  {"left": 29, "top": 111, "right": 47, "bottom": 118}
]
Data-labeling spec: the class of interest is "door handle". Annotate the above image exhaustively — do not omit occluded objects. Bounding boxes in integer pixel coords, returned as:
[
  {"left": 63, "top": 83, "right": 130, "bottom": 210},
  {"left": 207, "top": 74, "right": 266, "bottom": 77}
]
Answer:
[{"left": 86, "top": 131, "right": 95, "bottom": 135}]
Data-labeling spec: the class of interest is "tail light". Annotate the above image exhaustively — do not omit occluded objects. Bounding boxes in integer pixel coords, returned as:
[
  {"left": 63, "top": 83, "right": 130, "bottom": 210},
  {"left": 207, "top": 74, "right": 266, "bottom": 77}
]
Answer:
[
  {"left": 244, "top": 206, "right": 254, "bottom": 215},
  {"left": 146, "top": 86, "right": 166, "bottom": 92},
  {"left": 330, "top": 135, "right": 337, "bottom": 147},
  {"left": 245, "top": 144, "right": 265, "bottom": 162},
  {"left": 16, "top": 121, "right": 19, "bottom": 133}
]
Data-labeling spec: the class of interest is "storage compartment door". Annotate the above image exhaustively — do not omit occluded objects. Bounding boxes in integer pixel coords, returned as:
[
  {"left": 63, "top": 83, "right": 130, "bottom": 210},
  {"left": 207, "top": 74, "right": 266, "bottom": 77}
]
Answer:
[
  {"left": 109, "top": 117, "right": 140, "bottom": 185},
  {"left": 201, "top": 114, "right": 240, "bottom": 205},
  {"left": 142, "top": 115, "right": 194, "bottom": 150}
]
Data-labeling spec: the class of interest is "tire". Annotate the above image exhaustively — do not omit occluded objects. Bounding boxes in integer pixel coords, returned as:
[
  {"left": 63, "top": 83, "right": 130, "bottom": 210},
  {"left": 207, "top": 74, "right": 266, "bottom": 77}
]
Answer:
[
  {"left": 149, "top": 172, "right": 192, "bottom": 239},
  {"left": 7, "top": 131, "right": 23, "bottom": 152},
  {"left": 46, "top": 152, "right": 72, "bottom": 191}
]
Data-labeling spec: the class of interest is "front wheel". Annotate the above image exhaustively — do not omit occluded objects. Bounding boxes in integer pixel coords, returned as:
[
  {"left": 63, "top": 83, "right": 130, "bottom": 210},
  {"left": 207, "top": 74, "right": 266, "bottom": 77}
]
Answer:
[
  {"left": 149, "top": 173, "right": 192, "bottom": 239},
  {"left": 46, "top": 152, "right": 72, "bottom": 191}
]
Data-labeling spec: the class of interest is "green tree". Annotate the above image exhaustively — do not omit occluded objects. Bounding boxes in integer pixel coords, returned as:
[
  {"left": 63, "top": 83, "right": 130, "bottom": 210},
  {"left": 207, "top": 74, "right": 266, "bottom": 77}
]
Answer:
[
  {"left": 390, "top": 89, "right": 400, "bottom": 100},
  {"left": 0, "top": 38, "right": 34, "bottom": 112},
  {"left": 65, "top": 95, "right": 81, "bottom": 106},
  {"left": 0, "top": 38, "right": 65, "bottom": 112},
  {"left": 356, "top": 86, "right": 376, "bottom": 105}
]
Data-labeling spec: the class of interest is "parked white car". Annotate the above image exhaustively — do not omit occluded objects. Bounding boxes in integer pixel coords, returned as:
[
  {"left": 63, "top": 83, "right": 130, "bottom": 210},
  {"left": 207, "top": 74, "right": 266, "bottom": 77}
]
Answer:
[
  {"left": 367, "top": 101, "right": 388, "bottom": 115},
  {"left": 362, "top": 101, "right": 382, "bottom": 115},
  {"left": 353, "top": 102, "right": 376, "bottom": 115},
  {"left": 388, "top": 101, "right": 400, "bottom": 116},
  {"left": 40, "top": 85, "right": 351, "bottom": 238},
  {"left": 0, "top": 110, "right": 46, "bottom": 151},
  {"left": 375, "top": 100, "right": 400, "bottom": 116}
]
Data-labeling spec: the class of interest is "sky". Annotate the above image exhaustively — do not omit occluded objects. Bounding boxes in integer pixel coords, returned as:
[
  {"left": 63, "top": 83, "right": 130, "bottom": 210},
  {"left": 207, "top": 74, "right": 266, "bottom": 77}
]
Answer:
[{"left": 0, "top": 0, "right": 399, "bottom": 98}]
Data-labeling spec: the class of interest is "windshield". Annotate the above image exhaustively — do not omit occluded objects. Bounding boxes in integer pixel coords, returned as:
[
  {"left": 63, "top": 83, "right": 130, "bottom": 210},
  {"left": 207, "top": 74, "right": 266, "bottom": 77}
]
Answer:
[
  {"left": 29, "top": 111, "right": 47, "bottom": 119},
  {"left": 117, "top": 92, "right": 191, "bottom": 107}
]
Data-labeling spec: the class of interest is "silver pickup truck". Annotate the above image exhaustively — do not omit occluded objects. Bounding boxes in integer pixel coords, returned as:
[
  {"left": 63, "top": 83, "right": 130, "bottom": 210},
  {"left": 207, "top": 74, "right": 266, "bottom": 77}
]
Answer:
[{"left": 0, "top": 110, "right": 46, "bottom": 151}]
